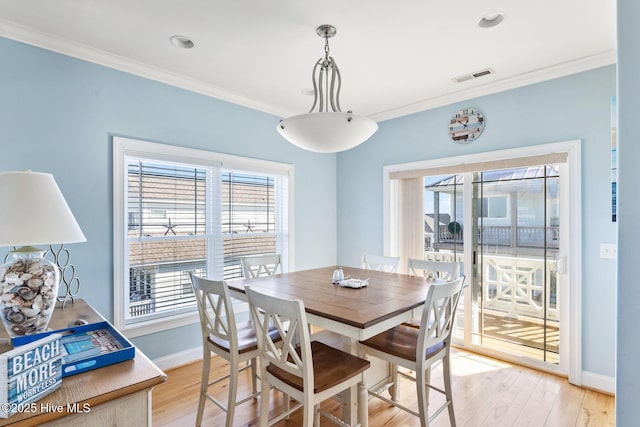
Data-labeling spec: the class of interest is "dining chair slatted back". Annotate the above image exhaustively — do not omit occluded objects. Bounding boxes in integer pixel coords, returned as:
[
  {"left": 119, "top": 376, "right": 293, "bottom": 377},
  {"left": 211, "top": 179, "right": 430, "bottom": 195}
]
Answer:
[
  {"left": 241, "top": 253, "right": 282, "bottom": 278},
  {"left": 360, "top": 276, "right": 465, "bottom": 427},
  {"left": 361, "top": 253, "right": 401, "bottom": 273},
  {"left": 407, "top": 258, "right": 460, "bottom": 281},
  {"left": 248, "top": 286, "right": 312, "bottom": 384},
  {"left": 190, "top": 274, "right": 260, "bottom": 427},
  {"left": 417, "top": 276, "right": 464, "bottom": 359},
  {"left": 246, "top": 286, "right": 371, "bottom": 427}
]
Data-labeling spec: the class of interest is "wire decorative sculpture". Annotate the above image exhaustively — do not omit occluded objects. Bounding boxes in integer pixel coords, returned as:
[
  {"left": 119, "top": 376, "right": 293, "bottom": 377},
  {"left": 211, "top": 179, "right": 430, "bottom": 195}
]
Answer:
[{"left": 47, "top": 244, "right": 80, "bottom": 308}]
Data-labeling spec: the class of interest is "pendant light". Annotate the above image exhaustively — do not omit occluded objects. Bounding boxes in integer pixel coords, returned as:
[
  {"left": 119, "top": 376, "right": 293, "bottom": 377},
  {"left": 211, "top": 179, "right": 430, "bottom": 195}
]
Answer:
[{"left": 277, "top": 25, "right": 378, "bottom": 153}]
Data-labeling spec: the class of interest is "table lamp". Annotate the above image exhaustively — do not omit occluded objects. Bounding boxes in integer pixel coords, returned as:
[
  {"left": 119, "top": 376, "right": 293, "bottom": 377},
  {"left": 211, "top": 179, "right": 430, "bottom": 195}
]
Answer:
[{"left": 0, "top": 170, "right": 86, "bottom": 337}]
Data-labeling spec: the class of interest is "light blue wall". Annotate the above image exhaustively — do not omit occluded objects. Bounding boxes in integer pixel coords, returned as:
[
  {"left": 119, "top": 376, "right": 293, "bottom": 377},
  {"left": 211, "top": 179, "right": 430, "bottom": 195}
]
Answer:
[
  {"left": 616, "top": 0, "right": 639, "bottom": 424},
  {"left": 337, "top": 65, "right": 617, "bottom": 379},
  {"left": 0, "top": 36, "right": 337, "bottom": 360},
  {"left": 0, "top": 34, "right": 620, "bottom": 382}
]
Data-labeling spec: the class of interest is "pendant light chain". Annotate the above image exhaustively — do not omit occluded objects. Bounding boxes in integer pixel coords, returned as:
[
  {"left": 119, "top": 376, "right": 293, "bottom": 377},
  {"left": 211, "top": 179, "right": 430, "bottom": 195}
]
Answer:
[
  {"left": 324, "top": 35, "right": 330, "bottom": 64},
  {"left": 309, "top": 28, "right": 342, "bottom": 114}
]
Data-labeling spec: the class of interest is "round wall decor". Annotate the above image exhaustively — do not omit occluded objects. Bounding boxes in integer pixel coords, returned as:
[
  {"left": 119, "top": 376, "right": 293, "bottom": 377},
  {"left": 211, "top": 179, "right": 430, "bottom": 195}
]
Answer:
[{"left": 449, "top": 108, "right": 485, "bottom": 143}]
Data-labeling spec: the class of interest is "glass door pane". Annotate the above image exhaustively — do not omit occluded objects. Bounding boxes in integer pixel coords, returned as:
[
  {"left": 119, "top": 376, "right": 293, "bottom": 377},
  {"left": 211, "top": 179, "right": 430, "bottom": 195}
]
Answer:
[
  {"left": 423, "top": 174, "right": 465, "bottom": 339},
  {"left": 471, "top": 166, "right": 560, "bottom": 364}
]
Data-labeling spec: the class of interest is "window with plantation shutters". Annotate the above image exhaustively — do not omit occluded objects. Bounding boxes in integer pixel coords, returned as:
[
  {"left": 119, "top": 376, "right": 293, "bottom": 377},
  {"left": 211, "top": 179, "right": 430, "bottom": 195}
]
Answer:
[
  {"left": 114, "top": 137, "right": 293, "bottom": 336},
  {"left": 126, "top": 161, "right": 209, "bottom": 323},
  {"left": 222, "top": 172, "right": 288, "bottom": 280}
]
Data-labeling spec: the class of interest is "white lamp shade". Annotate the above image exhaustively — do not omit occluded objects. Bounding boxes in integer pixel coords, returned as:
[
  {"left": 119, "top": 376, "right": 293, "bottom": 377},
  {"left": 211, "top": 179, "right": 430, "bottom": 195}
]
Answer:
[
  {"left": 277, "top": 112, "right": 378, "bottom": 153},
  {"left": 0, "top": 171, "right": 86, "bottom": 247}
]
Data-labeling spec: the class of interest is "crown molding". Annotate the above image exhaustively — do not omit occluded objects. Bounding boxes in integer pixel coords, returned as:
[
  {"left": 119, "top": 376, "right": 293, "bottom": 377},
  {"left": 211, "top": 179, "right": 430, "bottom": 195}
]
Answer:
[
  {"left": 0, "top": 18, "right": 615, "bottom": 123},
  {"left": 0, "top": 18, "right": 292, "bottom": 118},
  {"left": 371, "top": 50, "right": 617, "bottom": 122}
]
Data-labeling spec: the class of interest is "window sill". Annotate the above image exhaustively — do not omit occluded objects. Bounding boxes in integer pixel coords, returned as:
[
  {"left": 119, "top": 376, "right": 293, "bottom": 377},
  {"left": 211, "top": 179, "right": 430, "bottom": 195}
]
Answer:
[{"left": 118, "top": 311, "right": 201, "bottom": 339}]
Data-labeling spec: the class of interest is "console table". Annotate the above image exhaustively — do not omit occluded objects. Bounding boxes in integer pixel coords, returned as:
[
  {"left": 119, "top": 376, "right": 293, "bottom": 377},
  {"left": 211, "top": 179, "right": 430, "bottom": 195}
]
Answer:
[{"left": 0, "top": 300, "right": 167, "bottom": 426}]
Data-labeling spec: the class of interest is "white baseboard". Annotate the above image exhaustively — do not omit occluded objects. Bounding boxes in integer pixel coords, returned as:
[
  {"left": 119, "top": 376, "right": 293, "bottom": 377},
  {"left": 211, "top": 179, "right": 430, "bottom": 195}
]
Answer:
[
  {"left": 152, "top": 346, "right": 203, "bottom": 371},
  {"left": 582, "top": 371, "right": 616, "bottom": 395}
]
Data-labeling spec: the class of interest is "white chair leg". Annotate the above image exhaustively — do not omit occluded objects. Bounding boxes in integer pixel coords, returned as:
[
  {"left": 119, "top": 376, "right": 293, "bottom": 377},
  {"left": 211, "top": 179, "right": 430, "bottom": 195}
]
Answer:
[
  {"left": 196, "top": 352, "right": 210, "bottom": 427},
  {"left": 250, "top": 357, "right": 258, "bottom": 396},
  {"left": 258, "top": 369, "right": 270, "bottom": 427},
  {"left": 226, "top": 360, "right": 239, "bottom": 427},
  {"left": 416, "top": 364, "right": 429, "bottom": 427},
  {"left": 284, "top": 392, "right": 290, "bottom": 419},
  {"left": 302, "top": 400, "right": 315, "bottom": 427},
  {"left": 313, "top": 403, "right": 321, "bottom": 426},
  {"left": 443, "top": 354, "right": 456, "bottom": 427},
  {"left": 424, "top": 367, "right": 432, "bottom": 408}
]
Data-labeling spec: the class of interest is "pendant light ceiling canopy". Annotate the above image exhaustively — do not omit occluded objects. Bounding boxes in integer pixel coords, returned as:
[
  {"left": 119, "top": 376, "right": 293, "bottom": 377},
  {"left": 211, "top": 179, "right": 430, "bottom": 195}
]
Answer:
[{"left": 277, "top": 25, "right": 378, "bottom": 153}]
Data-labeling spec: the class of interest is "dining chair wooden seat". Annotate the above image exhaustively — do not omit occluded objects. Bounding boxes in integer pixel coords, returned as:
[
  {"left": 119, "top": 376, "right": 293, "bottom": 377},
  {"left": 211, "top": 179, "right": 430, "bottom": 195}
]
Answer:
[
  {"left": 247, "top": 286, "right": 371, "bottom": 427},
  {"left": 207, "top": 320, "right": 279, "bottom": 354},
  {"left": 360, "top": 276, "right": 465, "bottom": 427},
  {"left": 361, "top": 324, "right": 446, "bottom": 362},
  {"left": 241, "top": 253, "right": 282, "bottom": 278},
  {"left": 191, "top": 274, "right": 276, "bottom": 427},
  {"left": 266, "top": 340, "right": 370, "bottom": 394},
  {"left": 361, "top": 253, "right": 401, "bottom": 273}
]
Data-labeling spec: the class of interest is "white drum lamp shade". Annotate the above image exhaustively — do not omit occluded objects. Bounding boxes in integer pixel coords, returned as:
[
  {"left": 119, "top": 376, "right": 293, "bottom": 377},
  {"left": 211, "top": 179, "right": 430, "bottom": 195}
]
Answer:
[{"left": 0, "top": 170, "right": 86, "bottom": 247}]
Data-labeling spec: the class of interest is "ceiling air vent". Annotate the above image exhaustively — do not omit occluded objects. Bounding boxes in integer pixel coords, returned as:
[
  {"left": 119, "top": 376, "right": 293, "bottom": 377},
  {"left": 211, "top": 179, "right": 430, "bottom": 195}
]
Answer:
[{"left": 452, "top": 68, "right": 495, "bottom": 83}]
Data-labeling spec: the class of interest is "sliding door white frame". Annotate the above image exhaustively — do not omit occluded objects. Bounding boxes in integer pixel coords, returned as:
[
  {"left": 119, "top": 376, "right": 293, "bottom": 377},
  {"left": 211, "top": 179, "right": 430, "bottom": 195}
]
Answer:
[{"left": 382, "top": 140, "right": 582, "bottom": 385}]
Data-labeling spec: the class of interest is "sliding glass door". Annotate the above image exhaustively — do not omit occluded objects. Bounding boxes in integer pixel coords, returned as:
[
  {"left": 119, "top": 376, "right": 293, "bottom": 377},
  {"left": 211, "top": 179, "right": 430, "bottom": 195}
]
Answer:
[
  {"left": 470, "top": 166, "right": 560, "bottom": 365},
  {"left": 423, "top": 174, "right": 465, "bottom": 339},
  {"left": 422, "top": 163, "right": 565, "bottom": 371}
]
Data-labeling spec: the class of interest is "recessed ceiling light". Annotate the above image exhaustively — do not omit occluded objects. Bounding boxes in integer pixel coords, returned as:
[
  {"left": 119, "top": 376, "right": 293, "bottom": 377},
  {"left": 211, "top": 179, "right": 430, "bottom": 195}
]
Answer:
[
  {"left": 477, "top": 12, "right": 505, "bottom": 28},
  {"left": 169, "top": 35, "right": 195, "bottom": 49}
]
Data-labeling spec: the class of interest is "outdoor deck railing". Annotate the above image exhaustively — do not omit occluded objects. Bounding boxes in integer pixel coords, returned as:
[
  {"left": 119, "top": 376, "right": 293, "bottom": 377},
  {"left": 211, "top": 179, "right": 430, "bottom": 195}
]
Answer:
[
  {"left": 424, "top": 250, "right": 558, "bottom": 321},
  {"left": 436, "top": 225, "right": 559, "bottom": 248}
]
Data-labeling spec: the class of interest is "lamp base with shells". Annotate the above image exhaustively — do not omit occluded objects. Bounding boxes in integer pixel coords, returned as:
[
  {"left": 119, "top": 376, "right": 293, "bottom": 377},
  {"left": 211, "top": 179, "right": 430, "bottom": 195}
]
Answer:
[{"left": 0, "top": 246, "right": 59, "bottom": 337}]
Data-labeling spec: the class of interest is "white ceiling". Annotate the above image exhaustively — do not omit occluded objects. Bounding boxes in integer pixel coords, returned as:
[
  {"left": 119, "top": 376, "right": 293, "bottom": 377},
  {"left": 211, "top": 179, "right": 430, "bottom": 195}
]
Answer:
[{"left": 0, "top": 0, "right": 616, "bottom": 122}]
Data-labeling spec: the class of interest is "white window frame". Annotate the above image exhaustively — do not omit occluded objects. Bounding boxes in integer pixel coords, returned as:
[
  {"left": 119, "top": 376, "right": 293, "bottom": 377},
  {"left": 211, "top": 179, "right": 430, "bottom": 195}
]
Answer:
[{"left": 113, "top": 136, "right": 295, "bottom": 338}]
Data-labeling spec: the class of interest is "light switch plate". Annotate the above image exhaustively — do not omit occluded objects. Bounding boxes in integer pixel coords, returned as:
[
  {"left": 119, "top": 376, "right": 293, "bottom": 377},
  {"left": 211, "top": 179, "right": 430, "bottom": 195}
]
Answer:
[{"left": 600, "top": 243, "right": 617, "bottom": 259}]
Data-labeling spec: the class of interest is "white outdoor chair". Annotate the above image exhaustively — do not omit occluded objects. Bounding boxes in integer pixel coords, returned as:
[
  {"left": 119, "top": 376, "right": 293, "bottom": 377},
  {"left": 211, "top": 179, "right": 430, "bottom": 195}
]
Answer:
[
  {"left": 190, "top": 274, "right": 280, "bottom": 427},
  {"left": 246, "top": 286, "right": 370, "bottom": 427},
  {"left": 241, "top": 253, "right": 282, "bottom": 278},
  {"left": 360, "top": 276, "right": 465, "bottom": 427},
  {"left": 361, "top": 253, "right": 401, "bottom": 273},
  {"left": 407, "top": 258, "right": 460, "bottom": 281}
]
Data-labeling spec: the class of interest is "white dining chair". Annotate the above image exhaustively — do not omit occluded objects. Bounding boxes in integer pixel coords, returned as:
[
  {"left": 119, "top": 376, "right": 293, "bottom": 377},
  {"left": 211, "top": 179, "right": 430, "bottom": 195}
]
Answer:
[
  {"left": 360, "top": 276, "right": 465, "bottom": 427},
  {"left": 240, "top": 253, "right": 282, "bottom": 278},
  {"left": 361, "top": 253, "right": 401, "bottom": 273},
  {"left": 190, "top": 274, "right": 280, "bottom": 427},
  {"left": 407, "top": 258, "right": 460, "bottom": 280},
  {"left": 404, "top": 259, "right": 460, "bottom": 329},
  {"left": 246, "top": 285, "right": 370, "bottom": 427}
]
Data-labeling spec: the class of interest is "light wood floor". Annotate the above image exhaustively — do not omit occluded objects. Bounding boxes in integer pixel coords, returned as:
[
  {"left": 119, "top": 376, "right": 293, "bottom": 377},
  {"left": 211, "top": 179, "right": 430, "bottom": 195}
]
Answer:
[{"left": 152, "top": 348, "right": 615, "bottom": 427}]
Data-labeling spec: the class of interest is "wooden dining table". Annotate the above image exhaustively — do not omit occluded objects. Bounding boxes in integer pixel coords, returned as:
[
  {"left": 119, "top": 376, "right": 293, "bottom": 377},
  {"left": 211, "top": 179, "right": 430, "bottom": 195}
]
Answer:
[{"left": 227, "top": 265, "right": 437, "bottom": 427}]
